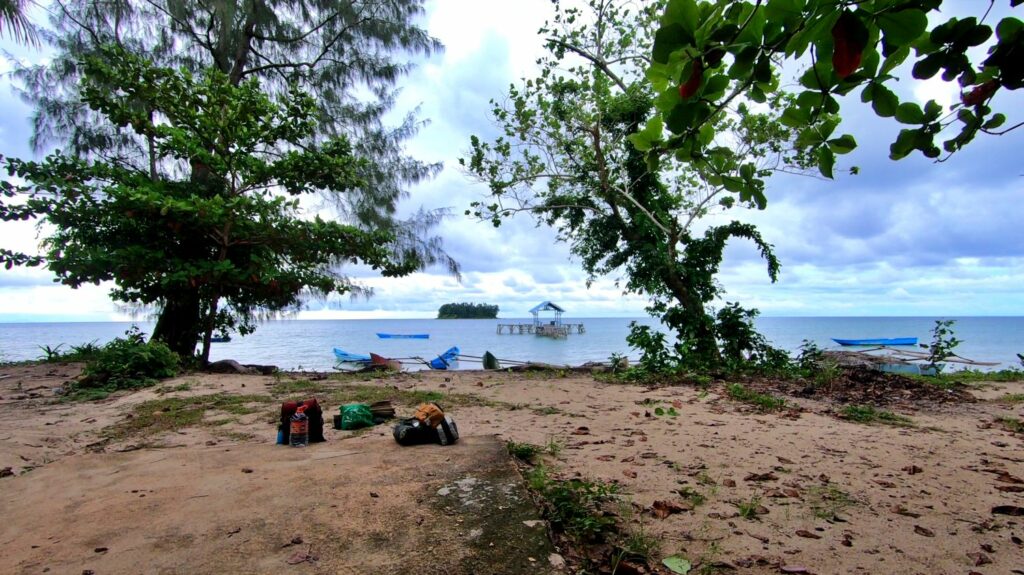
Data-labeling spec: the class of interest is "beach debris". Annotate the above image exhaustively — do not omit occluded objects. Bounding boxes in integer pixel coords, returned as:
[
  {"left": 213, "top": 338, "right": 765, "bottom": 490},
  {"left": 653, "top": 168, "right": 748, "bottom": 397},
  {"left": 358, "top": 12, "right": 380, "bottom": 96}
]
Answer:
[
  {"left": 779, "top": 566, "right": 811, "bottom": 574},
  {"left": 571, "top": 426, "right": 590, "bottom": 435},
  {"left": 241, "top": 468, "right": 253, "bottom": 473},
  {"left": 661, "top": 556, "right": 692, "bottom": 574},
  {"left": 992, "top": 505, "right": 1024, "bottom": 516},
  {"left": 622, "top": 469, "right": 637, "bottom": 479},
  {"left": 285, "top": 546, "right": 318, "bottom": 565},
  {"left": 744, "top": 471, "right": 778, "bottom": 482},
  {"left": 93, "top": 547, "right": 108, "bottom": 553},
  {"left": 967, "top": 552, "right": 992, "bottom": 566},
  {"left": 651, "top": 500, "right": 690, "bottom": 519},
  {"left": 901, "top": 465, "right": 923, "bottom": 475},
  {"left": 913, "top": 525, "right": 935, "bottom": 537},
  {"left": 0, "top": 467, "right": 13, "bottom": 478},
  {"left": 890, "top": 504, "right": 921, "bottom": 518},
  {"left": 795, "top": 530, "right": 820, "bottom": 539}
]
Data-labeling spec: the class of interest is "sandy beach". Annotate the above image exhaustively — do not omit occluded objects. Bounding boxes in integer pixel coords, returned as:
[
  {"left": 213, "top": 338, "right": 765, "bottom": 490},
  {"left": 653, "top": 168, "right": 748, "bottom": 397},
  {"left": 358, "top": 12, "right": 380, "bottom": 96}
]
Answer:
[{"left": 1, "top": 362, "right": 1022, "bottom": 574}]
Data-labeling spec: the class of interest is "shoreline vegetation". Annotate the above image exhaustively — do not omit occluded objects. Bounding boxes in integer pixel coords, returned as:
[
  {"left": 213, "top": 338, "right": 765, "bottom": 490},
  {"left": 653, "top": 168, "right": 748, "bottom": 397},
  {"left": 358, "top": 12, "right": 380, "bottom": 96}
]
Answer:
[{"left": 436, "top": 302, "right": 500, "bottom": 319}]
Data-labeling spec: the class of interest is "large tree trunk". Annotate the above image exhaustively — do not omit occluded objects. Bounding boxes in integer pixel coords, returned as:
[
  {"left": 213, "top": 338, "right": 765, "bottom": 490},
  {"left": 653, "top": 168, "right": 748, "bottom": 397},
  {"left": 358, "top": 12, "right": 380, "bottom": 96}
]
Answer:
[{"left": 152, "top": 290, "right": 202, "bottom": 358}]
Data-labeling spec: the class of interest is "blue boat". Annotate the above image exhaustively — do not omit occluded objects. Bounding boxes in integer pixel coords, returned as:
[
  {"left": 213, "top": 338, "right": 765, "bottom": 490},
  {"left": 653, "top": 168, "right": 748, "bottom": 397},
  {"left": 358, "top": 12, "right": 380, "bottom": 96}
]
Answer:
[
  {"left": 210, "top": 336, "right": 231, "bottom": 343},
  {"left": 428, "top": 346, "right": 460, "bottom": 370},
  {"left": 376, "top": 333, "right": 429, "bottom": 339},
  {"left": 333, "top": 347, "right": 371, "bottom": 363},
  {"left": 832, "top": 338, "right": 918, "bottom": 347}
]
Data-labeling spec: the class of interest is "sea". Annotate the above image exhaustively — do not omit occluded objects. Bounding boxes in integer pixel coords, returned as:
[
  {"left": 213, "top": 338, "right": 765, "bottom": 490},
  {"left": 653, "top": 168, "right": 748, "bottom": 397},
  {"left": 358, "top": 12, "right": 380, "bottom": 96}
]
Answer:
[{"left": 1, "top": 316, "right": 1021, "bottom": 372}]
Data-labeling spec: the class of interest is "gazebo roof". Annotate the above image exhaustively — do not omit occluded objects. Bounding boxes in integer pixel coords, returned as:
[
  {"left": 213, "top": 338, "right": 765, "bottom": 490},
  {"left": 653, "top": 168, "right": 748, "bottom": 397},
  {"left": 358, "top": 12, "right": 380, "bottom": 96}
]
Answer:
[{"left": 529, "top": 301, "right": 565, "bottom": 314}]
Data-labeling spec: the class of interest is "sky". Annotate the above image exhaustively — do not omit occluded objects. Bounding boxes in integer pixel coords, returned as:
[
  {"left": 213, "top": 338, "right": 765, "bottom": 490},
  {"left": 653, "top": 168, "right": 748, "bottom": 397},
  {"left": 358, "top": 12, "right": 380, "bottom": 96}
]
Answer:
[{"left": 0, "top": 0, "right": 1021, "bottom": 322}]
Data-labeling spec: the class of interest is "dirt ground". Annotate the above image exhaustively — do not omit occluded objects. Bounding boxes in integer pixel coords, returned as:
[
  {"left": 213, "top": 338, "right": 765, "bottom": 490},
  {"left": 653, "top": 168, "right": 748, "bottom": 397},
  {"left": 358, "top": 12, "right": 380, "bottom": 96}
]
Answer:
[{"left": 1, "top": 362, "right": 1023, "bottom": 574}]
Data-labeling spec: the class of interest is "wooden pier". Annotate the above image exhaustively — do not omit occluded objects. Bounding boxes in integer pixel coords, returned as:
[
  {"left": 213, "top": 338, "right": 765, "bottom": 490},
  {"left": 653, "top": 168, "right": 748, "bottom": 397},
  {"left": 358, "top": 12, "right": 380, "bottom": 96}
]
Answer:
[{"left": 496, "top": 323, "right": 585, "bottom": 335}]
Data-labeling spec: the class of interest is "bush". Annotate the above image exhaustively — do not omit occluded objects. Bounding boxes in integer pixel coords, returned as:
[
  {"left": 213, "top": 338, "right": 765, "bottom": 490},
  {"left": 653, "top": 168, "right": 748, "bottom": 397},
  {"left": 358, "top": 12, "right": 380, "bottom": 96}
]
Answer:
[{"left": 76, "top": 328, "right": 180, "bottom": 393}]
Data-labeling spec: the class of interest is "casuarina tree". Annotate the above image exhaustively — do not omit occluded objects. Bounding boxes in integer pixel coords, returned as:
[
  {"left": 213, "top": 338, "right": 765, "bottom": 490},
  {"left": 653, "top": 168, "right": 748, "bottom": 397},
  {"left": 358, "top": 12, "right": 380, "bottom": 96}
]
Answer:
[{"left": 3, "top": 0, "right": 458, "bottom": 357}]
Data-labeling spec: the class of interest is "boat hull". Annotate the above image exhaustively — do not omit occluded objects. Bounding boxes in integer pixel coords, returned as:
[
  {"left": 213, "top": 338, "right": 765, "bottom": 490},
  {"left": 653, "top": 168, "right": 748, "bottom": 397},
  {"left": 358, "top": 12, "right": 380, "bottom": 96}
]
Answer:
[
  {"left": 376, "top": 333, "right": 429, "bottom": 339},
  {"left": 482, "top": 351, "right": 500, "bottom": 370},
  {"left": 832, "top": 338, "right": 918, "bottom": 347},
  {"left": 429, "top": 346, "right": 460, "bottom": 370},
  {"left": 333, "top": 347, "right": 371, "bottom": 363}
]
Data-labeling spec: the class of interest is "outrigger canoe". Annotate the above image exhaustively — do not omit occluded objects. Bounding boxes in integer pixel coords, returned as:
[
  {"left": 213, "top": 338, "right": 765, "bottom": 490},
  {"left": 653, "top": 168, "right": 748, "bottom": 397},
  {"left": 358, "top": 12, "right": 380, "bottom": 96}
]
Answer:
[
  {"left": 370, "top": 353, "right": 403, "bottom": 371},
  {"left": 333, "top": 348, "right": 371, "bottom": 363},
  {"left": 376, "top": 333, "right": 429, "bottom": 339},
  {"left": 428, "top": 346, "right": 460, "bottom": 370},
  {"left": 482, "top": 351, "right": 501, "bottom": 370},
  {"left": 832, "top": 337, "right": 918, "bottom": 347}
]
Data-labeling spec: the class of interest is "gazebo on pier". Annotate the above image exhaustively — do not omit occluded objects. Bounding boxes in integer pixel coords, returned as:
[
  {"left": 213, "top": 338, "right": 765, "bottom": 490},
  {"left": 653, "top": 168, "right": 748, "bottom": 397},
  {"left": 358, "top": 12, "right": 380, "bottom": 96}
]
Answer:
[{"left": 496, "top": 301, "right": 585, "bottom": 337}]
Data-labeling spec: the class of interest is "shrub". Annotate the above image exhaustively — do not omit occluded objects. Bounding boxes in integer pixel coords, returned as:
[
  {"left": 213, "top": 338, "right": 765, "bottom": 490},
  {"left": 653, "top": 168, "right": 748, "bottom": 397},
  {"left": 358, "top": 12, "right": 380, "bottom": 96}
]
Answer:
[{"left": 77, "top": 328, "right": 180, "bottom": 393}]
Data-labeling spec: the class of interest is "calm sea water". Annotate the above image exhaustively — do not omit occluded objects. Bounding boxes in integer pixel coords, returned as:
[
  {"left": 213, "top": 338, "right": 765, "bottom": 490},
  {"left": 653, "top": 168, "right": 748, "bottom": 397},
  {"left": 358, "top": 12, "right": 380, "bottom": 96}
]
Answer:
[{"left": 0, "top": 317, "right": 1021, "bottom": 371}]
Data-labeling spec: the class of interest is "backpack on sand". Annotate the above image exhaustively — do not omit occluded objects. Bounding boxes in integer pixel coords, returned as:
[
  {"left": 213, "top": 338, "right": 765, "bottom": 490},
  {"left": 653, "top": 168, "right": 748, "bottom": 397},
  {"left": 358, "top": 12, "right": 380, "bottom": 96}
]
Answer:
[{"left": 393, "top": 402, "right": 459, "bottom": 446}]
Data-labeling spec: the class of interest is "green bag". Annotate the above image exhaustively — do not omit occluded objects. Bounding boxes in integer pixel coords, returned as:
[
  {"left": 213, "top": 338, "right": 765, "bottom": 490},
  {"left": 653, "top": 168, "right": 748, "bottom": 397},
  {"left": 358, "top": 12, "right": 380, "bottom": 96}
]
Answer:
[{"left": 340, "top": 403, "right": 374, "bottom": 430}]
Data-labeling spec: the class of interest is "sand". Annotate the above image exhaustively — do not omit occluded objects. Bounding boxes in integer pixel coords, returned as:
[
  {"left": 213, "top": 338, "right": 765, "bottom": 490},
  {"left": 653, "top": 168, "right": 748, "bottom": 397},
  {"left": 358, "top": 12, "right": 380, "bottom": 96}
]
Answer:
[{"left": 1, "top": 362, "right": 1022, "bottom": 574}]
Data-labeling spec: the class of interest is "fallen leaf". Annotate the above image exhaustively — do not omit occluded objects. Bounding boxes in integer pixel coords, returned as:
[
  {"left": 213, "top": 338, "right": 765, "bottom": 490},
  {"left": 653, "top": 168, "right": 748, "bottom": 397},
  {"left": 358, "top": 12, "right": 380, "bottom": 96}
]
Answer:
[
  {"left": 795, "top": 530, "right": 821, "bottom": 539},
  {"left": 873, "top": 479, "right": 897, "bottom": 488},
  {"left": 369, "top": 492, "right": 379, "bottom": 498},
  {"left": 651, "top": 500, "right": 690, "bottom": 519},
  {"left": 995, "top": 471, "right": 1024, "bottom": 484},
  {"left": 995, "top": 485, "right": 1024, "bottom": 493},
  {"left": 744, "top": 472, "right": 779, "bottom": 482},
  {"left": 623, "top": 469, "right": 637, "bottom": 479},
  {"left": 571, "top": 426, "right": 590, "bottom": 435},
  {"left": 841, "top": 533, "right": 853, "bottom": 547},
  {"left": 980, "top": 543, "right": 994, "bottom": 553},
  {"left": 672, "top": 400, "right": 684, "bottom": 409},
  {"left": 780, "top": 566, "right": 810, "bottom": 573},
  {"left": 992, "top": 505, "right": 1024, "bottom": 516},
  {"left": 913, "top": 525, "right": 935, "bottom": 537},
  {"left": 901, "top": 465, "right": 923, "bottom": 475},
  {"left": 241, "top": 467, "right": 254, "bottom": 473},
  {"left": 662, "top": 556, "right": 691, "bottom": 574},
  {"left": 595, "top": 455, "right": 614, "bottom": 462},
  {"left": 777, "top": 456, "right": 795, "bottom": 465},
  {"left": 621, "top": 456, "right": 635, "bottom": 463},
  {"left": 723, "top": 479, "right": 737, "bottom": 487},
  {"left": 783, "top": 488, "right": 801, "bottom": 498}
]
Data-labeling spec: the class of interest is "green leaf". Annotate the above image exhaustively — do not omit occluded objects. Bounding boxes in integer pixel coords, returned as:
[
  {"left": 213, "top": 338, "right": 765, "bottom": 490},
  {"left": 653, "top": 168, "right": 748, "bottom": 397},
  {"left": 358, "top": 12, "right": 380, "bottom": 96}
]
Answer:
[
  {"left": 655, "top": 406, "right": 666, "bottom": 416},
  {"left": 817, "top": 146, "right": 835, "bottom": 179},
  {"left": 653, "top": 24, "right": 694, "bottom": 64},
  {"left": 663, "top": 556, "right": 692, "bottom": 574},
  {"left": 880, "top": 46, "right": 909, "bottom": 76},
  {"left": 894, "top": 102, "right": 925, "bottom": 124},
  {"left": 983, "top": 113, "right": 1006, "bottom": 130},
  {"left": 780, "top": 105, "right": 810, "bottom": 128},
  {"left": 997, "top": 17, "right": 1024, "bottom": 42},
  {"left": 663, "top": 0, "right": 700, "bottom": 37},
  {"left": 827, "top": 134, "right": 857, "bottom": 154},
  {"left": 877, "top": 9, "right": 928, "bottom": 46},
  {"left": 871, "top": 85, "right": 899, "bottom": 117},
  {"left": 765, "top": 0, "right": 804, "bottom": 29},
  {"left": 912, "top": 52, "right": 944, "bottom": 80},
  {"left": 889, "top": 128, "right": 917, "bottom": 160}
]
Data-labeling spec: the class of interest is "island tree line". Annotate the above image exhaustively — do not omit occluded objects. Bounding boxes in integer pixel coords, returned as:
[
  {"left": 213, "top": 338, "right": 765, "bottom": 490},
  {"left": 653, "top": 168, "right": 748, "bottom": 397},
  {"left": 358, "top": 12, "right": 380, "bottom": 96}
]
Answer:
[{"left": 437, "top": 303, "right": 499, "bottom": 319}]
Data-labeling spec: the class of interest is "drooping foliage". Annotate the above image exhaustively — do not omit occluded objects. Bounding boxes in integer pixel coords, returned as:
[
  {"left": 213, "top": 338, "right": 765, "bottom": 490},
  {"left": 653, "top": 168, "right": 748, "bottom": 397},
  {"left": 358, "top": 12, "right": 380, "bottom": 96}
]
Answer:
[
  {"left": 463, "top": 0, "right": 809, "bottom": 369},
  {"left": 642, "top": 0, "right": 1024, "bottom": 191},
  {"left": 4, "top": 0, "right": 458, "bottom": 357},
  {"left": 3, "top": 46, "right": 425, "bottom": 362}
]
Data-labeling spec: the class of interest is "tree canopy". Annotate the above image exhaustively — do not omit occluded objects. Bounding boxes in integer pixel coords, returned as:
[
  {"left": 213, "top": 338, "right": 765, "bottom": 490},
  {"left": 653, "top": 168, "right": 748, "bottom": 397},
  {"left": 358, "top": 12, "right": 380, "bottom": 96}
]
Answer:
[
  {"left": 464, "top": 0, "right": 809, "bottom": 368},
  {"left": 4, "top": 0, "right": 458, "bottom": 358},
  {"left": 3, "top": 46, "right": 422, "bottom": 363},
  {"left": 437, "top": 303, "right": 499, "bottom": 319}
]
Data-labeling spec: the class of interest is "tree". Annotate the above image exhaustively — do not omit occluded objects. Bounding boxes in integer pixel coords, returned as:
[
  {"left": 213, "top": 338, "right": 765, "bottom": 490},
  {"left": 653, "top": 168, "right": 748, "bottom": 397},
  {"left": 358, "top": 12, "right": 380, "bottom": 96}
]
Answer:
[
  {"left": 643, "top": 0, "right": 1024, "bottom": 188},
  {"left": 437, "top": 303, "right": 499, "bottom": 319},
  {"left": 7, "top": 0, "right": 458, "bottom": 357},
  {"left": 0, "top": 0, "right": 38, "bottom": 46},
  {"left": 3, "top": 46, "right": 423, "bottom": 364},
  {"left": 463, "top": 0, "right": 810, "bottom": 368}
]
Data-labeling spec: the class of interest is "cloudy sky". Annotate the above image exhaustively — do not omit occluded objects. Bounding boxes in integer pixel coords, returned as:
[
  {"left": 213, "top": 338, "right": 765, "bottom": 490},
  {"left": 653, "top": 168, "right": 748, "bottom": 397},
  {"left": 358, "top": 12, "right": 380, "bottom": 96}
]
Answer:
[{"left": 0, "top": 1, "right": 1021, "bottom": 322}]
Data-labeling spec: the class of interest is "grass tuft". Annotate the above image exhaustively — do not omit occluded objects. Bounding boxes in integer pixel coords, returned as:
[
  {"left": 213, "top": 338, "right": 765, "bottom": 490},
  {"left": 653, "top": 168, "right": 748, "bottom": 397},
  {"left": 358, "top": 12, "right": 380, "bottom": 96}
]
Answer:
[
  {"left": 103, "top": 393, "right": 273, "bottom": 440},
  {"left": 726, "top": 383, "right": 787, "bottom": 411},
  {"left": 840, "top": 404, "right": 914, "bottom": 427}
]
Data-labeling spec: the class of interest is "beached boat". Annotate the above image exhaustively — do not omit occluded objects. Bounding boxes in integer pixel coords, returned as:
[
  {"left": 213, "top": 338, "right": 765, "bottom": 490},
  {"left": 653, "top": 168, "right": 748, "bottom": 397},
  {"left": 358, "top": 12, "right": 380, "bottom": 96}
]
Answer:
[
  {"left": 832, "top": 337, "right": 918, "bottom": 346},
  {"left": 333, "top": 348, "right": 371, "bottom": 363},
  {"left": 428, "top": 346, "right": 460, "bottom": 370},
  {"left": 482, "top": 351, "right": 500, "bottom": 370},
  {"left": 376, "top": 333, "right": 429, "bottom": 339},
  {"left": 370, "top": 353, "right": 403, "bottom": 371},
  {"left": 210, "top": 336, "right": 231, "bottom": 343}
]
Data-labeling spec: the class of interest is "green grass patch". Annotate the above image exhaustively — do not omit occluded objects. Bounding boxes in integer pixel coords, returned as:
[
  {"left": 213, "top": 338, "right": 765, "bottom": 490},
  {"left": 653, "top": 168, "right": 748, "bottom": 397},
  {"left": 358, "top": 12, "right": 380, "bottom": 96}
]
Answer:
[
  {"left": 806, "top": 484, "right": 856, "bottom": 520},
  {"left": 507, "top": 441, "right": 544, "bottom": 462},
  {"left": 270, "top": 378, "right": 330, "bottom": 396},
  {"left": 994, "top": 393, "right": 1024, "bottom": 404},
  {"left": 526, "top": 466, "right": 620, "bottom": 540},
  {"left": 103, "top": 393, "right": 274, "bottom": 440},
  {"left": 735, "top": 495, "right": 763, "bottom": 520},
  {"left": 725, "top": 383, "right": 787, "bottom": 411},
  {"left": 840, "top": 404, "right": 914, "bottom": 427},
  {"left": 997, "top": 417, "right": 1024, "bottom": 433}
]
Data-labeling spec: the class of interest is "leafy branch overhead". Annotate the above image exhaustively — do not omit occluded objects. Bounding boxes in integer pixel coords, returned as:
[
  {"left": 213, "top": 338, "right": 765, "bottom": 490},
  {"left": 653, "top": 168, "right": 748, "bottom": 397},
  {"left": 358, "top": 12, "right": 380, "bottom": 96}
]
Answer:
[{"left": 647, "top": 0, "right": 1023, "bottom": 178}]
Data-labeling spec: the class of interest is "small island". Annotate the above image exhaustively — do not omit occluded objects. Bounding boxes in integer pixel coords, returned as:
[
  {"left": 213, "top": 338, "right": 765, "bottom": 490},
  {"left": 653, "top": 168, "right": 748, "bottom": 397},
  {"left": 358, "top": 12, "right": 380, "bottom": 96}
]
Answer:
[{"left": 437, "top": 302, "right": 499, "bottom": 319}]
